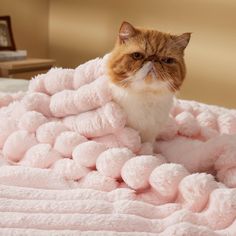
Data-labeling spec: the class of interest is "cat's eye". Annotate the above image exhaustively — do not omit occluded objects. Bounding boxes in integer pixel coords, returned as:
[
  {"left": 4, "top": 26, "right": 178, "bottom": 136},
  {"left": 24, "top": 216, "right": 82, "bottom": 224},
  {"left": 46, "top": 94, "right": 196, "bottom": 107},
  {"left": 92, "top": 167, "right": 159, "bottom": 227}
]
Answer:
[
  {"left": 131, "top": 52, "right": 144, "bottom": 60},
  {"left": 161, "top": 57, "right": 175, "bottom": 64}
]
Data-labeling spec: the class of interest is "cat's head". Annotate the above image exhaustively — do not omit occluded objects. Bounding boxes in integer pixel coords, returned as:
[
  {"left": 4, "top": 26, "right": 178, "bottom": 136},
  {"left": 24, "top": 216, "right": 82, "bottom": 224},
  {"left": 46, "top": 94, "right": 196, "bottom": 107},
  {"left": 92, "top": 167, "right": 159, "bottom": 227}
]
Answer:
[{"left": 108, "top": 21, "right": 191, "bottom": 93}]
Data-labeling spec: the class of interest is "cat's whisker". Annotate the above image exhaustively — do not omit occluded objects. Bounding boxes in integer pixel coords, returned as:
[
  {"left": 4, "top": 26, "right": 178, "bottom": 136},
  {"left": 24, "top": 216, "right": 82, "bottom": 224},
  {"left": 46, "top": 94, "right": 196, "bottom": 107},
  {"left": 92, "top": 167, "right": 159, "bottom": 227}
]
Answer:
[
  {"left": 117, "top": 76, "right": 133, "bottom": 84},
  {"left": 168, "top": 81, "right": 176, "bottom": 91},
  {"left": 164, "top": 76, "right": 177, "bottom": 91},
  {"left": 158, "top": 70, "right": 176, "bottom": 91},
  {"left": 159, "top": 70, "right": 169, "bottom": 81}
]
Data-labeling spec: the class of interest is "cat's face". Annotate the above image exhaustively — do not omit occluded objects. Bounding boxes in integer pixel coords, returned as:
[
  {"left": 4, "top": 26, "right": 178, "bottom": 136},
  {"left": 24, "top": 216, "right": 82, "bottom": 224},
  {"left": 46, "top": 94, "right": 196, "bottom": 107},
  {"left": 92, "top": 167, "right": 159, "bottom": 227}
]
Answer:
[{"left": 108, "top": 22, "right": 191, "bottom": 92}]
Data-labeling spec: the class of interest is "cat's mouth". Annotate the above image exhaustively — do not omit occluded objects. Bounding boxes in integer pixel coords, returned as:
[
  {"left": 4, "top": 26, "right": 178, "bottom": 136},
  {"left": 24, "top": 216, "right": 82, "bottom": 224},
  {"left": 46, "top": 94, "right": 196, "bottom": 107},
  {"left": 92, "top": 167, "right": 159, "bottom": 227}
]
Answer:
[
  {"left": 144, "top": 65, "right": 158, "bottom": 82},
  {"left": 149, "top": 68, "right": 158, "bottom": 80}
]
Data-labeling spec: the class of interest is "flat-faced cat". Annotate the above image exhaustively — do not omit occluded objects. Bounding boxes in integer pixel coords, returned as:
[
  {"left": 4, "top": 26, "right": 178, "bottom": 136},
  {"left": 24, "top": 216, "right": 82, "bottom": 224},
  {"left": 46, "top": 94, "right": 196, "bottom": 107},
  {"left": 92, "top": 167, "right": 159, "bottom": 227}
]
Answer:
[{"left": 108, "top": 22, "right": 191, "bottom": 143}]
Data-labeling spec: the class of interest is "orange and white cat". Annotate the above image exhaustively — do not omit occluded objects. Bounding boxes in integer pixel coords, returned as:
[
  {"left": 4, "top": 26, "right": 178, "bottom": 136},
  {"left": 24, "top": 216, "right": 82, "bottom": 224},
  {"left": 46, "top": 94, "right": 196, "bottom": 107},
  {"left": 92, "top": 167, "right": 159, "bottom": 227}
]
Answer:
[{"left": 108, "top": 22, "right": 191, "bottom": 143}]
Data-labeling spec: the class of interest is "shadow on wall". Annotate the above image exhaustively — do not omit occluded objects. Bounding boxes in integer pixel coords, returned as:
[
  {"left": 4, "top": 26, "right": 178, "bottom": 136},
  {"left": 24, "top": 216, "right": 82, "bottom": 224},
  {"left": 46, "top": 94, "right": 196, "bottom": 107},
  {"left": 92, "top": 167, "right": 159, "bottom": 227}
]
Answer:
[
  {"left": 49, "top": 0, "right": 236, "bottom": 66},
  {"left": 49, "top": 0, "right": 236, "bottom": 108}
]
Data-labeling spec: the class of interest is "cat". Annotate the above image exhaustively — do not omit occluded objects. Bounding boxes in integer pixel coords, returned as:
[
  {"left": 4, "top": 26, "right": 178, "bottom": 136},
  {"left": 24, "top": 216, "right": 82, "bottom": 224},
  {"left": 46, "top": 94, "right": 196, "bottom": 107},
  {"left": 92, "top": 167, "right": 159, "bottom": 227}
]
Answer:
[{"left": 107, "top": 21, "right": 191, "bottom": 143}]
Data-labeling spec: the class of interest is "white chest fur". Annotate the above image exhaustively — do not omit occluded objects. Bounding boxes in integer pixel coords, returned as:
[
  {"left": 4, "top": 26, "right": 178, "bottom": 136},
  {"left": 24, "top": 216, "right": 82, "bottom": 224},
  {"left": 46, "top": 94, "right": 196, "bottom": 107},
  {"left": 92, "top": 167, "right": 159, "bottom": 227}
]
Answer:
[{"left": 110, "top": 83, "right": 174, "bottom": 143}]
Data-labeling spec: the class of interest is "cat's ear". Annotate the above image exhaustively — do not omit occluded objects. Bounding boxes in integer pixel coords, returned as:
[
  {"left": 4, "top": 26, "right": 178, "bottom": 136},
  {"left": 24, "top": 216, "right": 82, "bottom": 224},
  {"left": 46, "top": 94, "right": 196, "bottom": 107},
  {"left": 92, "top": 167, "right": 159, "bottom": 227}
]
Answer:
[
  {"left": 171, "top": 32, "right": 192, "bottom": 50},
  {"left": 119, "top": 21, "right": 137, "bottom": 43}
]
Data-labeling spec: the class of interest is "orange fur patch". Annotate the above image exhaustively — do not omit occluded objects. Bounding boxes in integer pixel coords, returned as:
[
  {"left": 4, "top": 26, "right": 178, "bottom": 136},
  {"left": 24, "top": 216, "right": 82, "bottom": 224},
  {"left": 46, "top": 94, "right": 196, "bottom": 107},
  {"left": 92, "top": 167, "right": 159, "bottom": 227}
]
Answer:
[
  {"left": 145, "top": 73, "right": 153, "bottom": 83},
  {"left": 108, "top": 22, "right": 191, "bottom": 92}
]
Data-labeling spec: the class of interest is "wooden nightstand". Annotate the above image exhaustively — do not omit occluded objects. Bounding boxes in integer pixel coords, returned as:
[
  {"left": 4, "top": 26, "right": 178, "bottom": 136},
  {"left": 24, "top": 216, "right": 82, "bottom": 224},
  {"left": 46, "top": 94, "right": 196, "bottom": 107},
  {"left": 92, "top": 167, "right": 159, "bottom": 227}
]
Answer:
[{"left": 0, "top": 58, "right": 55, "bottom": 80}]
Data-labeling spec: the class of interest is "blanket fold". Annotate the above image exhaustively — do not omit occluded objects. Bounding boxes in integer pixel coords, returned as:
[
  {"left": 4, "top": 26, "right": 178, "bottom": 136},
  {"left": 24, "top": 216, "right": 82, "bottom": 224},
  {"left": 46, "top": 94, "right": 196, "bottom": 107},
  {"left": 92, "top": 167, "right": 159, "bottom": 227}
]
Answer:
[{"left": 1, "top": 54, "right": 236, "bottom": 235}]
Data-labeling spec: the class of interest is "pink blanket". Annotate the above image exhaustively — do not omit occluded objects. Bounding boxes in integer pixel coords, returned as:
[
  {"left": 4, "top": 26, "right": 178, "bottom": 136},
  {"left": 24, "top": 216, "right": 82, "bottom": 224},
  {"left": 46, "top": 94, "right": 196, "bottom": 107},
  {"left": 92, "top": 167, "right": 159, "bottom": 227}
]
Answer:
[{"left": 1, "top": 55, "right": 236, "bottom": 235}]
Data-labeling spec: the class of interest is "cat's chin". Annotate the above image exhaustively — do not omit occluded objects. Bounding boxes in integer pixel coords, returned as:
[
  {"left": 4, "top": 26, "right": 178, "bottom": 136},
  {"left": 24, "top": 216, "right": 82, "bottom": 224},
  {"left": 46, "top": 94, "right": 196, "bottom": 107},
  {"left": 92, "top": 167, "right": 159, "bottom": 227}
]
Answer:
[
  {"left": 127, "top": 70, "right": 171, "bottom": 93},
  {"left": 110, "top": 77, "right": 170, "bottom": 95},
  {"left": 129, "top": 80, "right": 172, "bottom": 94}
]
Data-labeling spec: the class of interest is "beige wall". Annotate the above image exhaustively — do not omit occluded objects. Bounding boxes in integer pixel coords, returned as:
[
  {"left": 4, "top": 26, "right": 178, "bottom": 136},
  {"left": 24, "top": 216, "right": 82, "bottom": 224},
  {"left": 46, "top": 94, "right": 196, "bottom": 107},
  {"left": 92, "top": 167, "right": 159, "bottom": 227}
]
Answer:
[
  {"left": 0, "top": 0, "right": 49, "bottom": 58},
  {"left": 49, "top": 0, "right": 236, "bottom": 108},
  {"left": 1, "top": 0, "right": 236, "bottom": 108}
]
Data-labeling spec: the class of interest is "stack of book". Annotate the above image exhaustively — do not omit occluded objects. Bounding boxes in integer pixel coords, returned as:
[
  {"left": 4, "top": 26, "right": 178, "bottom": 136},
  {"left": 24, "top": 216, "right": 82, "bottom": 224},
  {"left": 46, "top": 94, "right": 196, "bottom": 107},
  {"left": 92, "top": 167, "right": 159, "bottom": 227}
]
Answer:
[{"left": 0, "top": 50, "right": 27, "bottom": 62}]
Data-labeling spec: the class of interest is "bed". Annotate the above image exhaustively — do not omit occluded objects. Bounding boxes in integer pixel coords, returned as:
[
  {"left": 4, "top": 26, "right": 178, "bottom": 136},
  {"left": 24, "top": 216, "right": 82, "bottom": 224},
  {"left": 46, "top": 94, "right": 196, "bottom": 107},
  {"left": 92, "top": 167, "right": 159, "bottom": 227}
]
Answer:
[
  {"left": 0, "top": 57, "right": 236, "bottom": 235},
  {"left": 0, "top": 78, "right": 29, "bottom": 93}
]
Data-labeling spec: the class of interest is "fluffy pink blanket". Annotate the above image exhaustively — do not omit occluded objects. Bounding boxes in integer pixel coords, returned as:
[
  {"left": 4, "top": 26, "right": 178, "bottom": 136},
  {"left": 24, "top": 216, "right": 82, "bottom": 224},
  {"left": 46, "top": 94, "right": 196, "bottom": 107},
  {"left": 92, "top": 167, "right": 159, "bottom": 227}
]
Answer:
[{"left": 1, "top": 55, "right": 236, "bottom": 235}]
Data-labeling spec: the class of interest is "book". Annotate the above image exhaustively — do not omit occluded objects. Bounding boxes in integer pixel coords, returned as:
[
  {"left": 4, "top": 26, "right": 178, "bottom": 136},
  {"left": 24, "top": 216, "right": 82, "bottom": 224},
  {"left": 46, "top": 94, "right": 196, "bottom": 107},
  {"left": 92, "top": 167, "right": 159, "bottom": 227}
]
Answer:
[{"left": 0, "top": 50, "right": 27, "bottom": 62}]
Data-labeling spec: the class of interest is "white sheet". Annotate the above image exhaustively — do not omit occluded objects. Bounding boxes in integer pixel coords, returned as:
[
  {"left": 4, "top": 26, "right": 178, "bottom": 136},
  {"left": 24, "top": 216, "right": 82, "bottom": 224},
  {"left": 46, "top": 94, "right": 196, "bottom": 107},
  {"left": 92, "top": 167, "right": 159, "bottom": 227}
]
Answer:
[{"left": 0, "top": 78, "right": 29, "bottom": 92}]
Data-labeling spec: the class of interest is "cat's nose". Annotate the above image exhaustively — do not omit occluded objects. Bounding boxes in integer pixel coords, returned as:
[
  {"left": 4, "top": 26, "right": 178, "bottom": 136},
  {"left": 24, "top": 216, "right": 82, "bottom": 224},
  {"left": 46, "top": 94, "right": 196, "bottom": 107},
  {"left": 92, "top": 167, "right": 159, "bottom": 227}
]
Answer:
[{"left": 146, "top": 55, "right": 158, "bottom": 62}]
